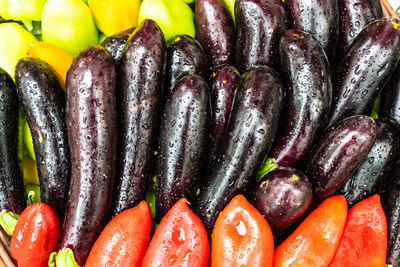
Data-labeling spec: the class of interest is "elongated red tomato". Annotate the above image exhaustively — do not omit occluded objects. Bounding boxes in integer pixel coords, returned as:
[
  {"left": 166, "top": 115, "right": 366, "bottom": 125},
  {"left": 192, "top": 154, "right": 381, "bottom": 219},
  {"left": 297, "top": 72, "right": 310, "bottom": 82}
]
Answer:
[
  {"left": 211, "top": 194, "right": 274, "bottom": 267},
  {"left": 10, "top": 203, "right": 60, "bottom": 267},
  {"left": 329, "top": 194, "right": 387, "bottom": 267},
  {"left": 274, "top": 195, "right": 348, "bottom": 267},
  {"left": 85, "top": 201, "right": 151, "bottom": 267},
  {"left": 141, "top": 198, "right": 209, "bottom": 267}
]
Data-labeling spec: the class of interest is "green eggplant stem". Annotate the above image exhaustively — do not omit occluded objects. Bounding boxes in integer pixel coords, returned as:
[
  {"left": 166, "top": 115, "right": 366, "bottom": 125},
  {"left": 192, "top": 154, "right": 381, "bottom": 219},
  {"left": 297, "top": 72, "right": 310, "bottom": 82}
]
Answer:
[
  {"left": 49, "top": 248, "right": 80, "bottom": 267},
  {"left": 0, "top": 209, "right": 19, "bottom": 236},
  {"left": 256, "top": 158, "right": 279, "bottom": 182}
]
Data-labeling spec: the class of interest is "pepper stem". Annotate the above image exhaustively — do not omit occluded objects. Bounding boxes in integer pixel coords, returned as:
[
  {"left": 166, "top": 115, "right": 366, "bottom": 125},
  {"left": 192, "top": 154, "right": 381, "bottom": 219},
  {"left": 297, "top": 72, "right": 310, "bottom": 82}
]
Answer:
[
  {"left": 256, "top": 158, "right": 279, "bottom": 182},
  {"left": 0, "top": 210, "right": 18, "bottom": 236},
  {"left": 49, "top": 248, "right": 80, "bottom": 267}
]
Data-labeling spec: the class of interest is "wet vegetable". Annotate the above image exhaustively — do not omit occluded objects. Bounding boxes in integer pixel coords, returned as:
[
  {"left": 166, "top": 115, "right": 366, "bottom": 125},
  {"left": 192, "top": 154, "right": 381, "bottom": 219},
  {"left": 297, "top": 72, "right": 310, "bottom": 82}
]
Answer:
[
  {"left": 100, "top": 28, "right": 133, "bottom": 63},
  {"left": 381, "top": 63, "right": 400, "bottom": 126}
]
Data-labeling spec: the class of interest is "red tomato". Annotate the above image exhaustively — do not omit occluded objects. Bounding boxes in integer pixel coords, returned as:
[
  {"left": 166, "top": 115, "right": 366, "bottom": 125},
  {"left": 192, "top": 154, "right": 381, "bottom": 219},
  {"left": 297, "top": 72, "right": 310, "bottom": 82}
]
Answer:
[
  {"left": 141, "top": 198, "right": 209, "bottom": 267},
  {"left": 211, "top": 194, "right": 274, "bottom": 267}
]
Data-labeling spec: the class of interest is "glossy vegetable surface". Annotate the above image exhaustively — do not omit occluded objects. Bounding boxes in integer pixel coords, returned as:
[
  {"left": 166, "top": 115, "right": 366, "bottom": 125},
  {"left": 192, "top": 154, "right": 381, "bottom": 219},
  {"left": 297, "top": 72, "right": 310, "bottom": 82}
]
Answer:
[
  {"left": 100, "top": 28, "right": 133, "bottom": 63},
  {"left": 58, "top": 46, "right": 117, "bottom": 265},
  {"left": 212, "top": 194, "right": 274, "bottom": 267},
  {"left": 381, "top": 63, "right": 400, "bottom": 126}
]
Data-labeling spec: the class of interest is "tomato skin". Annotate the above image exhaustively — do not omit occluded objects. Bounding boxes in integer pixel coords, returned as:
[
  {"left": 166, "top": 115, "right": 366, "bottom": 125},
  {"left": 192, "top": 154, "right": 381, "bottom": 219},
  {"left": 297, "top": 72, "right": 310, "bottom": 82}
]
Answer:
[
  {"left": 329, "top": 194, "right": 387, "bottom": 267},
  {"left": 10, "top": 202, "right": 60, "bottom": 267},
  {"left": 211, "top": 194, "right": 274, "bottom": 267},
  {"left": 274, "top": 195, "right": 348, "bottom": 267},
  {"left": 85, "top": 201, "right": 151, "bottom": 267},
  {"left": 141, "top": 198, "right": 209, "bottom": 267}
]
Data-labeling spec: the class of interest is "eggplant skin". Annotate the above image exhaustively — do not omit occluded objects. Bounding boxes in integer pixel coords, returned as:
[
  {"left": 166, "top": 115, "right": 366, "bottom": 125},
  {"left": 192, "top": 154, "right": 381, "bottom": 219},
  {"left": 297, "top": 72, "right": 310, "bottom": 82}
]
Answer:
[
  {"left": 235, "top": 0, "right": 288, "bottom": 73},
  {"left": 156, "top": 74, "right": 209, "bottom": 221},
  {"left": 250, "top": 167, "right": 312, "bottom": 234},
  {"left": 329, "top": 17, "right": 400, "bottom": 126},
  {"left": 381, "top": 63, "right": 400, "bottom": 126},
  {"left": 338, "top": 118, "right": 399, "bottom": 206},
  {"left": 58, "top": 46, "right": 117, "bottom": 265},
  {"left": 195, "top": 0, "right": 235, "bottom": 67},
  {"left": 195, "top": 66, "right": 284, "bottom": 233},
  {"left": 337, "top": 0, "right": 382, "bottom": 59},
  {"left": 0, "top": 68, "right": 25, "bottom": 214},
  {"left": 165, "top": 35, "right": 206, "bottom": 95},
  {"left": 269, "top": 30, "right": 331, "bottom": 167},
  {"left": 304, "top": 115, "right": 376, "bottom": 202},
  {"left": 208, "top": 64, "right": 240, "bottom": 165},
  {"left": 387, "top": 160, "right": 400, "bottom": 266},
  {"left": 101, "top": 28, "right": 134, "bottom": 63},
  {"left": 15, "top": 58, "right": 70, "bottom": 218},
  {"left": 286, "top": 0, "right": 339, "bottom": 61},
  {"left": 111, "top": 19, "right": 166, "bottom": 218}
]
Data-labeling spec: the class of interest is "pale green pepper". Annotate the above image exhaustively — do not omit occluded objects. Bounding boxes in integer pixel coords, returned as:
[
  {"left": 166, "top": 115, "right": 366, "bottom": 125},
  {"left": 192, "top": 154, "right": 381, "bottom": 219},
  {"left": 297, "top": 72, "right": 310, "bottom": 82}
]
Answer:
[
  {"left": 42, "top": 0, "right": 98, "bottom": 55},
  {"left": 0, "top": 0, "right": 46, "bottom": 21},
  {"left": 138, "top": 0, "right": 195, "bottom": 43}
]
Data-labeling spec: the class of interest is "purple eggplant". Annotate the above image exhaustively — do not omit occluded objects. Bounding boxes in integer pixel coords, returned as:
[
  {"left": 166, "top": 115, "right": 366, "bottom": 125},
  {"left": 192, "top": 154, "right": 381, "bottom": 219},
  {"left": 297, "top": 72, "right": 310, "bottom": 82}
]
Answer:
[
  {"left": 208, "top": 64, "right": 240, "bottom": 164},
  {"left": 338, "top": 118, "right": 399, "bottom": 206},
  {"left": 100, "top": 28, "right": 134, "bottom": 63},
  {"left": 111, "top": 20, "right": 166, "bottom": 218},
  {"left": 156, "top": 74, "right": 209, "bottom": 221},
  {"left": 235, "top": 0, "right": 288, "bottom": 72},
  {"left": 286, "top": 0, "right": 339, "bottom": 61},
  {"left": 329, "top": 17, "right": 400, "bottom": 126},
  {"left": 337, "top": 0, "right": 382, "bottom": 59},
  {"left": 250, "top": 167, "right": 312, "bottom": 234},
  {"left": 381, "top": 63, "right": 400, "bottom": 125},
  {"left": 58, "top": 46, "right": 117, "bottom": 265},
  {"left": 195, "top": 0, "right": 235, "bottom": 67},
  {"left": 304, "top": 115, "right": 376, "bottom": 202},
  {"left": 165, "top": 35, "right": 206, "bottom": 95},
  {"left": 15, "top": 58, "right": 70, "bottom": 219},
  {"left": 0, "top": 68, "right": 25, "bottom": 214},
  {"left": 387, "top": 160, "right": 400, "bottom": 266},
  {"left": 268, "top": 30, "right": 332, "bottom": 167},
  {"left": 195, "top": 66, "right": 284, "bottom": 233}
]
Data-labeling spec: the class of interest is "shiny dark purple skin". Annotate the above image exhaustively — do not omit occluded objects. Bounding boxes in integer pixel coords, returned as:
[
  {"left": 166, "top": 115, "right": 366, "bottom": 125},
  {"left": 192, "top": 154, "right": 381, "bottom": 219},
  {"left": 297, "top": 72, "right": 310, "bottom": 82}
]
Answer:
[
  {"left": 381, "top": 63, "right": 400, "bottom": 125},
  {"left": 250, "top": 167, "right": 312, "bottom": 234},
  {"left": 0, "top": 68, "right": 25, "bottom": 214},
  {"left": 165, "top": 35, "right": 206, "bottom": 95},
  {"left": 336, "top": 0, "right": 382, "bottom": 59},
  {"left": 387, "top": 160, "right": 400, "bottom": 266},
  {"left": 111, "top": 20, "right": 166, "bottom": 218},
  {"left": 100, "top": 28, "right": 134, "bottom": 63},
  {"left": 329, "top": 17, "right": 400, "bottom": 126},
  {"left": 338, "top": 118, "right": 399, "bottom": 206},
  {"left": 286, "top": 0, "right": 339, "bottom": 61},
  {"left": 208, "top": 64, "right": 240, "bottom": 164},
  {"left": 269, "top": 30, "right": 332, "bottom": 167},
  {"left": 304, "top": 115, "right": 376, "bottom": 202},
  {"left": 15, "top": 58, "right": 70, "bottom": 219},
  {"left": 195, "top": 66, "right": 284, "bottom": 233},
  {"left": 156, "top": 75, "right": 209, "bottom": 221},
  {"left": 58, "top": 46, "right": 117, "bottom": 265},
  {"left": 235, "top": 0, "right": 288, "bottom": 72},
  {"left": 195, "top": 0, "right": 235, "bottom": 67}
]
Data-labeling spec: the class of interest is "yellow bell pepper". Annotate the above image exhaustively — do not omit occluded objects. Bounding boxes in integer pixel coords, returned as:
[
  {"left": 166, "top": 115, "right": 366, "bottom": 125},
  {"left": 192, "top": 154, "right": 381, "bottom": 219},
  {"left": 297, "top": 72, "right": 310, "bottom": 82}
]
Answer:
[
  {"left": 26, "top": 42, "right": 74, "bottom": 88},
  {"left": 88, "top": 0, "right": 141, "bottom": 36}
]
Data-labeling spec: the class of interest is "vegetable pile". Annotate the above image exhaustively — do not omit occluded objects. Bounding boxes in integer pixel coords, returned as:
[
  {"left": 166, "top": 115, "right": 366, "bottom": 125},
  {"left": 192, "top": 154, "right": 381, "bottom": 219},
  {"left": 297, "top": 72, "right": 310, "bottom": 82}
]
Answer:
[{"left": 0, "top": 0, "right": 400, "bottom": 266}]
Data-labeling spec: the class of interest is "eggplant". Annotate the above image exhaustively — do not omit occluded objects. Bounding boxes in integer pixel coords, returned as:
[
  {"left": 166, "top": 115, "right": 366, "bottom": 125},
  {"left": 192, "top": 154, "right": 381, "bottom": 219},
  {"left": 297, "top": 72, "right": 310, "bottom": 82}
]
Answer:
[
  {"left": 337, "top": 0, "right": 383, "bottom": 59},
  {"left": 208, "top": 64, "right": 240, "bottom": 164},
  {"left": 268, "top": 30, "right": 332, "bottom": 167},
  {"left": 195, "top": 0, "right": 235, "bottom": 67},
  {"left": 387, "top": 160, "right": 400, "bottom": 266},
  {"left": 235, "top": 0, "right": 288, "bottom": 72},
  {"left": 111, "top": 20, "right": 166, "bottom": 218},
  {"left": 0, "top": 68, "right": 25, "bottom": 214},
  {"left": 15, "top": 58, "right": 70, "bottom": 218},
  {"left": 338, "top": 118, "right": 399, "bottom": 206},
  {"left": 286, "top": 0, "right": 339, "bottom": 61},
  {"left": 381, "top": 63, "right": 400, "bottom": 125},
  {"left": 304, "top": 115, "right": 376, "bottom": 202},
  {"left": 156, "top": 74, "right": 209, "bottom": 221},
  {"left": 165, "top": 35, "right": 206, "bottom": 95},
  {"left": 195, "top": 66, "right": 284, "bottom": 233},
  {"left": 100, "top": 28, "right": 134, "bottom": 63},
  {"left": 58, "top": 46, "right": 117, "bottom": 265},
  {"left": 329, "top": 17, "right": 400, "bottom": 126},
  {"left": 250, "top": 167, "right": 312, "bottom": 234}
]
